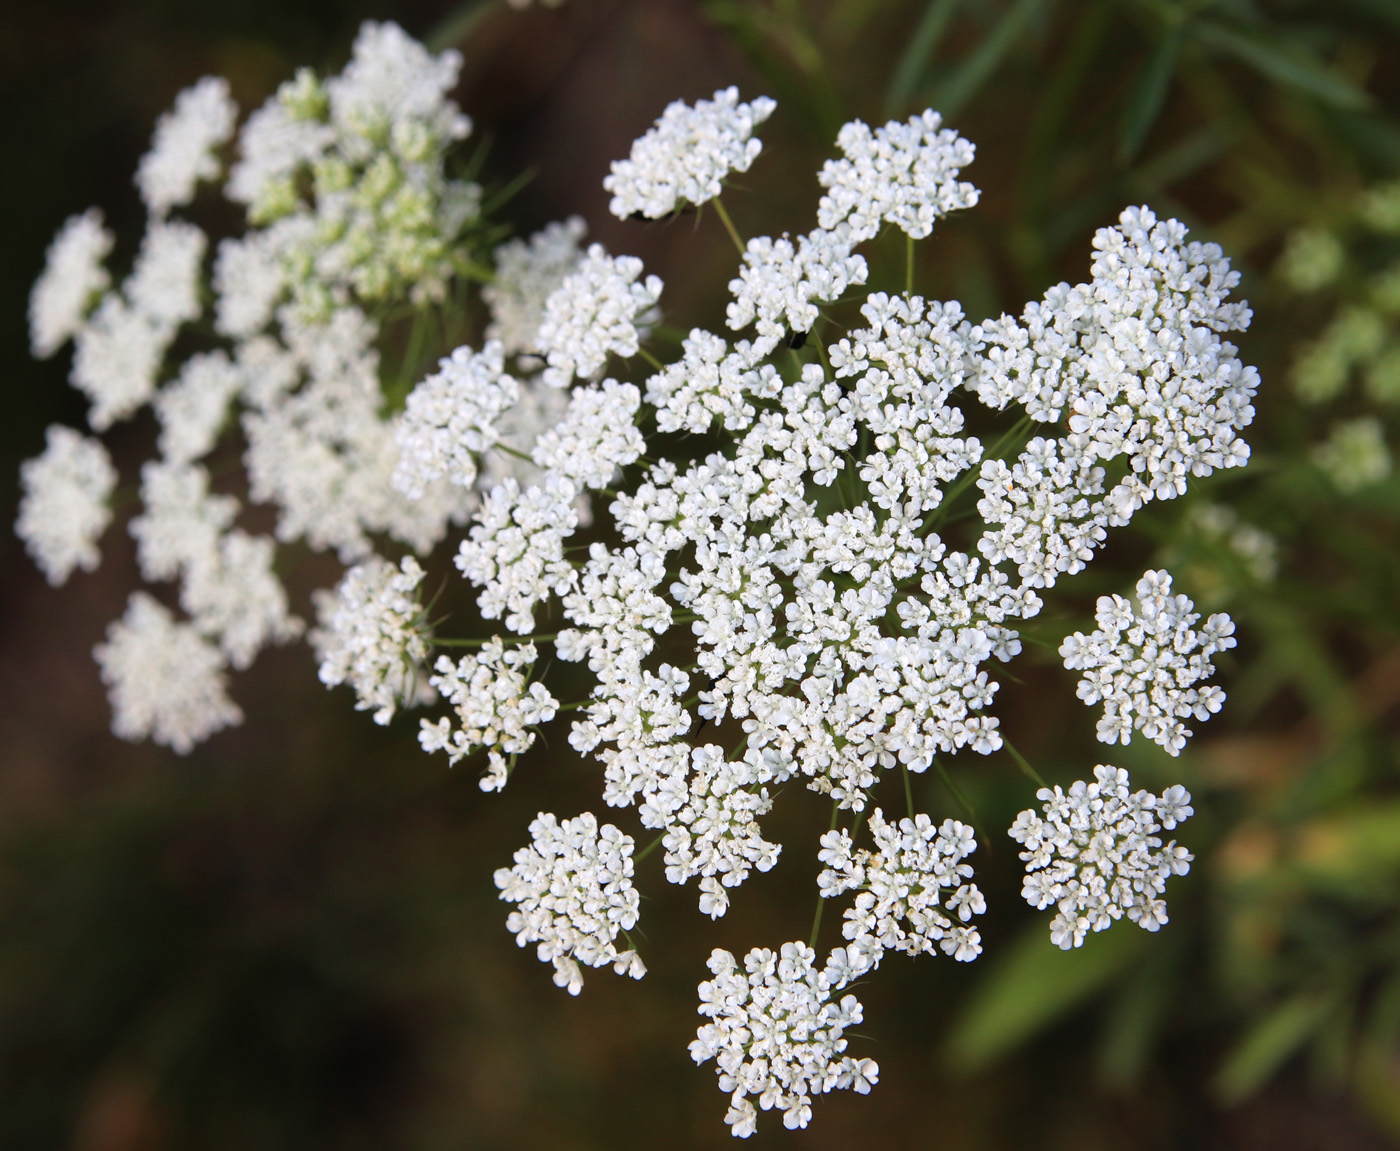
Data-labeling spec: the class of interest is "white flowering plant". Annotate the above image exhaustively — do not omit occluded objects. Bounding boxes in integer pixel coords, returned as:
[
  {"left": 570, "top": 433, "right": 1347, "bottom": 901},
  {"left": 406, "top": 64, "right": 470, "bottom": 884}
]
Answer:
[{"left": 14, "top": 14, "right": 1271, "bottom": 1138}]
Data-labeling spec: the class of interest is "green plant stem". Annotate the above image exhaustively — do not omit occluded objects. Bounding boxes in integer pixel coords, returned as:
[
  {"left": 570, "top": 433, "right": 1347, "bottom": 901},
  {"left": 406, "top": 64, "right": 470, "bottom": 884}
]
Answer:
[
  {"left": 634, "top": 831, "right": 666, "bottom": 863},
  {"left": 713, "top": 196, "right": 747, "bottom": 259},
  {"left": 638, "top": 346, "right": 664, "bottom": 370},
  {"left": 1003, "top": 737, "right": 1048, "bottom": 788},
  {"left": 809, "top": 801, "right": 841, "bottom": 949},
  {"left": 903, "top": 763, "right": 916, "bottom": 817},
  {"left": 906, "top": 234, "right": 916, "bottom": 297}
]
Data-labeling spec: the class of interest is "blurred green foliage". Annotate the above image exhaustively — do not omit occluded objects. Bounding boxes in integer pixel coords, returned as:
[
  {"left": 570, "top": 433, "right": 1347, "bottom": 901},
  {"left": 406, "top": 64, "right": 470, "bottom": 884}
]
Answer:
[{"left": 4, "top": 0, "right": 1400, "bottom": 1147}]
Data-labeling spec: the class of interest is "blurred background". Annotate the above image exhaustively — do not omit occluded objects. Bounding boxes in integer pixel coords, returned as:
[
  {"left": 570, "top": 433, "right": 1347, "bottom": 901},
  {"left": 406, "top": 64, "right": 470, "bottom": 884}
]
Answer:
[{"left": 2, "top": 0, "right": 1400, "bottom": 1147}]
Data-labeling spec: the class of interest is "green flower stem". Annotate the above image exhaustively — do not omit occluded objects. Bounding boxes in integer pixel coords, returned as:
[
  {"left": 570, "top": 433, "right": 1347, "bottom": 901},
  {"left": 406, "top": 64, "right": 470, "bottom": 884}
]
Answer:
[
  {"left": 638, "top": 346, "right": 664, "bottom": 371},
  {"left": 906, "top": 234, "right": 916, "bottom": 297},
  {"left": 712, "top": 196, "right": 747, "bottom": 259},
  {"left": 903, "top": 763, "right": 916, "bottom": 818},
  {"left": 635, "top": 830, "right": 667, "bottom": 864},
  {"left": 1003, "top": 737, "right": 1048, "bottom": 788}
]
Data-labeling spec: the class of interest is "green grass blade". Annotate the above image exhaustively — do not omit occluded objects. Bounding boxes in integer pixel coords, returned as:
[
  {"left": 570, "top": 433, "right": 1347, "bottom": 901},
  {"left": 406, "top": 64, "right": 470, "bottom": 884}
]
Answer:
[
  {"left": 1193, "top": 19, "right": 1373, "bottom": 111},
  {"left": 1118, "top": 23, "right": 1185, "bottom": 164},
  {"left": 884, "top": 0, "right": 962, "bottom": 119}
]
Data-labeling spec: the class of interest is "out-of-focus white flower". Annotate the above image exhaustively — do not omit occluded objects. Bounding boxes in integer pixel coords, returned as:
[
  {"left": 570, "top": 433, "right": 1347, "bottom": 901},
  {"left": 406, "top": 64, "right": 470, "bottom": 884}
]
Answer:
[
  {"left": 94, "top": 591, "right": 243, "bottom": 754},
  {"left": 136, "top": 76, "right": 238, "bottom": 217},
  {"left": 483, "top": 217, "right": 587, "bottom": 356},
  {"left": 15, "top": 426, "right": 117, "bottom": 586},
  {"left": 29, "top": 209, "right": 113, "bottom": 358},
  {"left": 1313, "top": 416, "right": 1391, "bottom": 492}
]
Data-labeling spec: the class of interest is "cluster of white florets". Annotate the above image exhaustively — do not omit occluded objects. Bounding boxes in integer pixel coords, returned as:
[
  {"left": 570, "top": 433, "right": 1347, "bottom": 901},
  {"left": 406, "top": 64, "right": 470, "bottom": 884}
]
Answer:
[
  {"left": 483, "top": 217, "right": 588, "bottom": 357},
  {"left": 604, "top": 87, "right": 776, "bottom": 220},
  {"left": 817, "top": 109, "right": 979, "bottom": 242},
  {"left": 310, "top": 555, "right": 435, "bottom": 725},
  {"left": 818, "top": 810, "right": 985, "bottom": 974},
  {"left": 419, "top": 638, "right": 559, "bottom": 790},
  {"left": 136, "top": 75, "right": 238, "bottom": 219},
  {"left": 1009, "top": 765, "right": 1194, "bottom": 949},
  {"left": 691, "top": 942, "right": 878, "bottom": 1137},
  {"left": 94, "top": 592, "right": 244, "bottom": 754},
  {"left": 20, "top": 52, "right": 1255, "bottom": 1137},
  {"left": 1061, "top": 569, "right": 1236, "bottom": 754},
  {"left": 494, "top": 812, "right": 645, "bottom": 996},
  {"left": 536, "top": 245, "right": 663, "bottom": 388},
  {"left": 15, "top": 426, "right": 116, "bottom": 586},
  {"left": 393, "top": 342, "right": 520, "bottom": 499}
]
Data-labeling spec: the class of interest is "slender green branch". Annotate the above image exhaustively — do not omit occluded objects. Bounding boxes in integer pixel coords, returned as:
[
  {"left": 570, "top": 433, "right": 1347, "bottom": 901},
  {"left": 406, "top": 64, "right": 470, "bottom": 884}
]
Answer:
[
  {"left": 906, "top": 234, "right": 915, "bottom": 297},
  {"left": 638, "top": 346, "right": 664, "bottom": 371},
  {"left": 809, "top": 801, "right": 841, "bottom": 949},
  {"left": 634, "top": 831, "right": 667, "bottom": 863},
  {"left": 492, "top": 442, "right": 534, "bottom": 463},
  {"left": 1003, "top": 737, "right": 1048, "bottom": 788},
  {"left": 712, "top": 196, "right": 747, "bottom": 259},
  {"left": 903, "top": 763, "right": 916, "bottom": 818}
]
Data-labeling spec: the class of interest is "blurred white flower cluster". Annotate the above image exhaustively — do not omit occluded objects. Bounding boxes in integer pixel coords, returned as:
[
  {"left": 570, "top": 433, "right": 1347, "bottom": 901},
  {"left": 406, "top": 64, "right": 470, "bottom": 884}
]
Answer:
[{"left": 17, "top": 25, "right": 1261, "bottom": 1133}]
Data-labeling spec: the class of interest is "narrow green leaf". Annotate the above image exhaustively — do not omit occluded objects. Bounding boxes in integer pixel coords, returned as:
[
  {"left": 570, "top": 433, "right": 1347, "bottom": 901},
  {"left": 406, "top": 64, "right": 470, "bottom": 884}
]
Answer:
[
  {"left": 1213, "top": 991, "right": 1332, "bottom": 1104},
  {"left": 1193, "top": 20, "right": 1373, "bottom": 111},
  {"left": 1118, "top": 24, "right": 1184, "bottom": 164},
  {"left": 884, "top": 0, "right": 962, "bottom": 119},
  {"left": 932, "top": 0, "right": 1051, "bottom": 119},
  {"left": 426, "top": 0, "right": 500, "bottom": 54},
  {"left": 944, "top": 921, "right": 1146, "bottom": 1072}
]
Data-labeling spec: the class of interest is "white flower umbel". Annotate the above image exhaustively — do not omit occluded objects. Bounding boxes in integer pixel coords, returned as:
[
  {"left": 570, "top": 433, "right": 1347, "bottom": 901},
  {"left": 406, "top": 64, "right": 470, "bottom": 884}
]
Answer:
[
  {"left": 94, "top": 591, "right": 243, "bottom": 754},
  {"left": 310, "top": 554, "right": 435, "bottom": 724},
  {"left": 494, "top": 811, "right": 644, "bottom": 996},
  {"left": 136, "top": 76, "right": 238, "bottom": 218},
  {"left": 604, "top": 87, "right": 776, "bottom": 220},
  {"left": 817, "top": 109, "right": 978, "bottom": 243},
  {"left": 454, "top": 473, "right": 580, "bottom": 634},
  {"left": 726, "top": 225, "right": 867, "bottom": 356},
  {"left": 536, "top": 244, "right": 662, "bottom": 388},
  {"left": 128, "top": 460, "right": 238, "bottom": 583},
  {"left": 16, "top": 426, "right": 117, "bottom": 586},
  {"left": 690, "top": 942, "right": 878, "bottom": 1137},
  {"left": 154, "top": 350, "right": 243, "bottom": 464},
  {"left": 181, "top": 530, "right": 303, "bottom": 670},
  {"left": 483, "top": 217, "right": 587, "bottom": 357},
  {"left": 419, "top": 637, "right": 559, "bottom": 790},
  {"left": 817, "top": 809, "right": 984, "bottom": 975},
  {"left": 1061, "top": 569, "right": 1236, "bottom": 755},
  {"left": 393, "top": 341, "right": 519, "bottom": 499},
  {"left": 29, "top": 209, "right": 113, "bottom": 358},
  {"left": 70, "top": 297, "right": 167, "bottom": 432},
  {"left": 1009, "top": 765, "right": 1194, "bottom": 949},
  {"left": 530, "top": 378, "right": 644, "bottom": 490},
  {"left": 127, "top": 219, "right": 207, "bottom": 330}
]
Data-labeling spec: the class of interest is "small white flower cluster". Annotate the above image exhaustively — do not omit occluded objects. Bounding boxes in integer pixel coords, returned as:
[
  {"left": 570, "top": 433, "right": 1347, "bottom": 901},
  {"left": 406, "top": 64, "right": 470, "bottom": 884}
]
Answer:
[
  {"left": 817, "top": 109, "right": 979, "bottom": 242},
  {"left": 536, "top": 244, "right": 663, "bottom": 388},
  {"left": 975, "top": 206, "right": 1258, "bottom": 588},
  {"left": 94, "top": 593, "right": 243, "bottom": 754},
  {"left": 1061, "top": 569, "right": 1236, "bottom": 754},
  {"left": 690, "top": 942, "right": 878, "bottom": 1137},
  {"left": 494, "top": 811, "right": 644, "bottom": 996},
  {"left": 1009, "top": 765, "right": 1194, "bottom": 949},
  {"left": 419, "top": 638, "right": 558, "bottom": 791},
  {"left": 818, "top": 810, "right": 985, "bottom": 975},
  {"left": 28, "top": 209, "right": 113, "bottom": 359},
  {"left": 135, "top": 75, "right": 238, "bottom": 218},
  {"left": 483, "top": 217, "right": 588, "bottom": 357},
  {"left": 393, "top": 342, "right": 520, "bottom": 500},
  {"left": 604, "top": 87, "right": 776, "bottom": 220},
  {"left": 310, "top": 555, "right": 435, "bottom": 725},
  {"left": 15, "top": 426, "right": 116, "bottom": 586}
]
